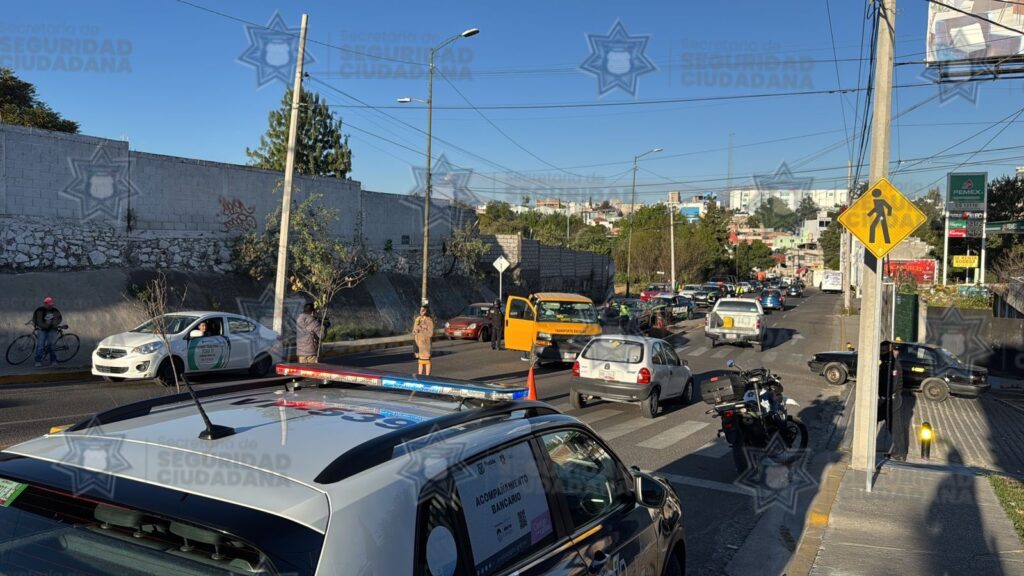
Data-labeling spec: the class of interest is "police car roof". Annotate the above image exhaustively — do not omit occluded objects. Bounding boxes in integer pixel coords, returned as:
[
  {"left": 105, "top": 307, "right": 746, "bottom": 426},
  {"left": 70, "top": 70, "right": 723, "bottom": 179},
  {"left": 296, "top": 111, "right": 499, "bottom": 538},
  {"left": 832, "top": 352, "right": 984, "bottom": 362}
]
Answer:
[{"left": 4, "top": 380, "right": 570, "bottom": 533}]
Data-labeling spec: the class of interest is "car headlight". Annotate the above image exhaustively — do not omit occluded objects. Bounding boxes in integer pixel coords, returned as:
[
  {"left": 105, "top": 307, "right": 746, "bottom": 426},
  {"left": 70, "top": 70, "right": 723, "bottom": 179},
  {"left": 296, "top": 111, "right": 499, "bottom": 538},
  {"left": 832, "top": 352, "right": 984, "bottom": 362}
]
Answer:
[
  {"left": 468, "top": 323, "right": 477, "bottom": 330},
  {"left": 537, "top": 332, "right": 553, "bottom": 341},
  {"left": 445, "top": 322, "right": 450, "bottom": 328},
  {"left": 131, "top": 341, "right": 164, "bottom": 355}
]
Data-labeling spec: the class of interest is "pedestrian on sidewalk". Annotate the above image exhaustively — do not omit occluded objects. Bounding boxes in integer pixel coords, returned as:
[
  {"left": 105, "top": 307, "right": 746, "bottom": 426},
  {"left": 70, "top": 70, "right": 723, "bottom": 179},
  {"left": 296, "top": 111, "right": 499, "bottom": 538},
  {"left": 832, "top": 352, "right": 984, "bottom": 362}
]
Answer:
[
  {"left": 886, "top": 341, "right": 908, "bottom": 461},
  {"left": 489, "top": 299, "right": 504, "bottom": 350},
  {"left": 32, "top": 296, "right": 62, "bottom": 367},
  {"left": 413, "top": 305, "right": 434, "bottom": 375},
  {"left": 295, "top": 303, "right": 323, "bottom": 364}
]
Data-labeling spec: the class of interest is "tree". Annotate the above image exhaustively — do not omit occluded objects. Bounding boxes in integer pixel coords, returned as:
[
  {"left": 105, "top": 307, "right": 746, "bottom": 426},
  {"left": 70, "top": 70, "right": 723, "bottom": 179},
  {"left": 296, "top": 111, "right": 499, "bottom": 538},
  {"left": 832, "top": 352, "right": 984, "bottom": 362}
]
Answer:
[
  {"left": 911, "top": 187, "right": 944, "bottom": 257},
  {"left": 819, "top": 214, "right": 843, "bottom": 269},
  {"left": 992, "top": 242, "right": 1024, "bottom": 283},
  {"left": 745, "top": 213, "right": 762, "bottom": 228},
  {"left": 795, "top": 196, "right": 819, "bottom": 226},
  {"left": 736, "top": 240, "right": 775, "bottom": 276},
  {"left": 752, "top": 197, "right": 798, "bottom": 231},
  {"left": 247, "top": 88, "right": 352, "bottom": 178},
  {"left": 446, "top": 224, "right": 490, "bottom": 280},
  {"left": 128, "top": 272, "right": 187, "bottom": 391},
  {"left": 0, "top": 68, "right": 79, "bottom": 133},
  {"left": 985, "top": 176, "right": 1024, "bottom": 277}
]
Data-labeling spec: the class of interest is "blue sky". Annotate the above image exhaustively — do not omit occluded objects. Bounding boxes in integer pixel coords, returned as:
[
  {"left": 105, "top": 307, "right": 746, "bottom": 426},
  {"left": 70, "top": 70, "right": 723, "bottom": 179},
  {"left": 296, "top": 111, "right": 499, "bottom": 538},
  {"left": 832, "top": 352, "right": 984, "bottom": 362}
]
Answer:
[{"left": 5, "top": 0, "right": 1024, "bottom": 205}]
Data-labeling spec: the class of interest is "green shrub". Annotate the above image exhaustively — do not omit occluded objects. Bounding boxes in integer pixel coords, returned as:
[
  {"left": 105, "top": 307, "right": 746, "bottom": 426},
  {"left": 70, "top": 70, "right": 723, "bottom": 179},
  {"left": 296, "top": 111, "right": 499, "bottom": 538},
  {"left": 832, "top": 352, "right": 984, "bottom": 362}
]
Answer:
[{"left": 324, "top": 323, "right": 393, "bottom": 342}]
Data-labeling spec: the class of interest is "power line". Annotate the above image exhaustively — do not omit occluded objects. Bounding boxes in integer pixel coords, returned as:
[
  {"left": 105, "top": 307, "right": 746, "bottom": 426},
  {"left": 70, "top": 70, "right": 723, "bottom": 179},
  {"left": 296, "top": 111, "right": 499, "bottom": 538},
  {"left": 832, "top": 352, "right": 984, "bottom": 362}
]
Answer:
[{"left": 824, "top": 0, "right": 853, "bottom": 161}]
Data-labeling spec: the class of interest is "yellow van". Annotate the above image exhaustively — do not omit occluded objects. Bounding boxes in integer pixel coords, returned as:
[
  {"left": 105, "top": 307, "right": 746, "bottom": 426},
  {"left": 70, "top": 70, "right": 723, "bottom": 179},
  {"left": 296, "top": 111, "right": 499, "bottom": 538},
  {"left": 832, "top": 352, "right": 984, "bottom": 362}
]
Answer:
[{"left": 504, "top": 292, "right": 602, "bottom": 362}]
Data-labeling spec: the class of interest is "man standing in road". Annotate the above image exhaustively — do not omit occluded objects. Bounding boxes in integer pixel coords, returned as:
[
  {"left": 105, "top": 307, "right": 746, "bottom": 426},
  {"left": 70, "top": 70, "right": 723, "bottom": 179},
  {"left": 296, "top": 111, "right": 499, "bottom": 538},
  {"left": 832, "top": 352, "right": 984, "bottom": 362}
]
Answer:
[
  {"left": 489, "top": 299, "right": 504, "bottom": 350},
  {"left": 413, "top": 305, "right": 435, "bottom": 375},
  {"left": 295, "top": 303, "right": 323, "bottom": 364},
  {"left": 32, "top": 296, "right": 63, "bottom": 367}
]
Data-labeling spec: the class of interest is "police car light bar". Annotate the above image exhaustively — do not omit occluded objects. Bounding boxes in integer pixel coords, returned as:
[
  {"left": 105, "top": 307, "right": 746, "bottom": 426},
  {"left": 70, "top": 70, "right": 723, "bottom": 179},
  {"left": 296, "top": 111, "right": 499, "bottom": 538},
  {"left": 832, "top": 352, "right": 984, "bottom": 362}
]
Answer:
[{"left": 275, "top": 363, "right": 529, "bottom": 401}]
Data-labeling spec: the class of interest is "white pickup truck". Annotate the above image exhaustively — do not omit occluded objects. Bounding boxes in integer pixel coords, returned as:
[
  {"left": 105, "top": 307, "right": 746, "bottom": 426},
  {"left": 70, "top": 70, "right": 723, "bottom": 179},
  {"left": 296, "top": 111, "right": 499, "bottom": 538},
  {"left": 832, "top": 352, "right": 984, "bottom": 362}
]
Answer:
[{"left": 704, "top": 298, "right": 766, "bottom": 350}]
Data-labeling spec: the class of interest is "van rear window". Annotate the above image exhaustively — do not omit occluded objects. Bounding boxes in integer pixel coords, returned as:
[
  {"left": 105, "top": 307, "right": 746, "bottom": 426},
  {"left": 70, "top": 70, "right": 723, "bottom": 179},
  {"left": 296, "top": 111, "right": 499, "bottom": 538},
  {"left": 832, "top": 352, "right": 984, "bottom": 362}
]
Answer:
[
  {"left": 582, "top": 340, "right": 644, "bottom": 363},
  {"left": 715, "top": 301, "right": 759, "bottom": 314}
]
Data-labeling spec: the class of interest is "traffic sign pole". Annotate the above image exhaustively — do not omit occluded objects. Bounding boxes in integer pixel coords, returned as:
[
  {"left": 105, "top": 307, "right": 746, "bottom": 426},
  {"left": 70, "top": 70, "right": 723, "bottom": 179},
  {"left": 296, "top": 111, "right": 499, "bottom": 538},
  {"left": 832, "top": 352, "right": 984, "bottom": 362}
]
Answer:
[{"left": 942, "top": 210, "right": 950, "bottom": 284}]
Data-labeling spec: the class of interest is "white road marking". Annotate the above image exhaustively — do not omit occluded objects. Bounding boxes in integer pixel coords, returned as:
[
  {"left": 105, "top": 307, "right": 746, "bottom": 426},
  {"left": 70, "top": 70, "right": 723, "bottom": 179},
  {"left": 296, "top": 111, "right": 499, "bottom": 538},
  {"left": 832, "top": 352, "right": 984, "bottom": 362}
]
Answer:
[
  {"left": 578, "top": 408, "right": 622, "bottom": 425},
  {"left": 658, "top": 471, "right": 751, "bottom": 496},
  {"left": 696, "top": 437, "right": 732, "bottom": 458},
  {"left": 711, "top": 348, "right": 731, "bottom": 358},
  {"left": 689, "top": 346, "right": 710, "bottom": 357},
  {"left": 763, "top": 350, "right": 779, "bottom": 363},
  {"left": 638, "top": 421, "right": 709, "bottom": 449},
  {"left": 600, "top": 415, "right": 662, "bottom": 440}
]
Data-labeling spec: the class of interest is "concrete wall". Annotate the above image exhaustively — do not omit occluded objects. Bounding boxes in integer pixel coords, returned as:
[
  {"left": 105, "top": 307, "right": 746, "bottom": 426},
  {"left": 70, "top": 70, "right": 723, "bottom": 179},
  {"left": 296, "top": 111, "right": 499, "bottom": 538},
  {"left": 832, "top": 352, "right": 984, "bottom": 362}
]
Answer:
[{"left": 477, "top": 235, "right": 614, "bottom": 302}]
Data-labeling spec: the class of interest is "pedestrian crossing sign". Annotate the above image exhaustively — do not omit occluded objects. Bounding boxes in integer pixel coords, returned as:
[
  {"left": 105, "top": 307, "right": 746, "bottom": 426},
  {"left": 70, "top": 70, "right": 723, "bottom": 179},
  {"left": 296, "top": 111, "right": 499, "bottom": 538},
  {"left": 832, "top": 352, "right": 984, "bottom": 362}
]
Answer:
[{"left": 837, "top": 178, "right": 927, "bottom": 259}]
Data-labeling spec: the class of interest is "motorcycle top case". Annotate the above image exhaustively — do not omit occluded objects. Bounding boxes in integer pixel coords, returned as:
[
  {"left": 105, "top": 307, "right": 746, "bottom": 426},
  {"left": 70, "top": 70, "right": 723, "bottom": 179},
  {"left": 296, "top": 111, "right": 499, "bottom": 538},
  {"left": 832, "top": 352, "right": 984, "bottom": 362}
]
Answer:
[{"left": 700, "top": 373, "right": 746, "bottom": 404}]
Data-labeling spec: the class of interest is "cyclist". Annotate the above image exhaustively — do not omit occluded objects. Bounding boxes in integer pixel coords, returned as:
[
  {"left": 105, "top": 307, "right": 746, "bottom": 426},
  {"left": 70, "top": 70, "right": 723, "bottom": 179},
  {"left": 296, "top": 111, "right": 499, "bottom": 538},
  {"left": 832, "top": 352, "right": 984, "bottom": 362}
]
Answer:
[{"left": 32, "top": 296, "right": 63, "bottom": 367}]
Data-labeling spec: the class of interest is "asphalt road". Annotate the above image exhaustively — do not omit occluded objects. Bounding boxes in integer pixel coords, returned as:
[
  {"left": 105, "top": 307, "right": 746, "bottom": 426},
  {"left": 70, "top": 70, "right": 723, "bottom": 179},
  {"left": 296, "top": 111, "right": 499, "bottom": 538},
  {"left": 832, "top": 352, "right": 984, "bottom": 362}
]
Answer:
[{"left": 0, "top": 288, "right": 852, "bottom": 574}]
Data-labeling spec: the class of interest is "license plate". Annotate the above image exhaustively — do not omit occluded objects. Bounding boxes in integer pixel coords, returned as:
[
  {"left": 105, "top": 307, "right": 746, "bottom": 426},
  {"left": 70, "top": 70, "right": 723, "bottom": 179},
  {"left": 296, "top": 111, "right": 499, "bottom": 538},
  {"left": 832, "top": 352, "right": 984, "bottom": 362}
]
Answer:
[
  {"left": 562, "top": 352, "right": 576, "bottom": 360},
  {"left": 600, "top": 370, "right": 616, "bottom": 380},
  {"left": 726, "top": 333, "right": 737, "bottom": 340},
  {"left": 453, "top": 331, "right": 463, "bottom": 337}
]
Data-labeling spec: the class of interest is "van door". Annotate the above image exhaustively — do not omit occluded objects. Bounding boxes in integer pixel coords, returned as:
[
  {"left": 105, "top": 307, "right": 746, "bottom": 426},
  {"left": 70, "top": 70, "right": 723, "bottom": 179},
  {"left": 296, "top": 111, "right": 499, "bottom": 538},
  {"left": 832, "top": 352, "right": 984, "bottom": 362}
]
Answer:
[{"left": 504, "top": 296, "right": 536, "bottom": 353}]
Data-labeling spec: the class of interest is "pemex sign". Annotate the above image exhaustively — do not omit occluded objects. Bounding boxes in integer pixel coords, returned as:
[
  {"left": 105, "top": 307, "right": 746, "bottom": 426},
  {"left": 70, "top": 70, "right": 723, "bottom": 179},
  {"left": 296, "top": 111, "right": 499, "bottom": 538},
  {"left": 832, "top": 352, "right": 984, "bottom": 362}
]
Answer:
[{"left": 947, "top": 173, "right": 987, "bottom": 212}]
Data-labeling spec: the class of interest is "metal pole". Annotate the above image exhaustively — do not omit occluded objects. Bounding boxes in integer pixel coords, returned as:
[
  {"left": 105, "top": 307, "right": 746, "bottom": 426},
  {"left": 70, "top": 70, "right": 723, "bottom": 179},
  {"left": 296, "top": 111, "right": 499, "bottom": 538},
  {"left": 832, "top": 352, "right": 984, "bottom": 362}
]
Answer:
[
  {"left": 566, "top": 204, "right": 570, "bottom": 243},
  {"left": 843, "top": 160, "right": 853, "bottom": 311},
  {"left": 498, "top": 270, "right": 503, "bottom": 305},
  {"left": 669, "top": 201, "right": 676, "bottom": 290},
  {"left": 272, "top": 13, "right": 308, "bottom": 335},
  {"left": 852, "top": 0, "right": 895, "bottom": 485},
  {"left": 942, "top": 209, "right": 950, "bottom": 285},
  {"left": 420, "top": 48, "right": 435, "bottom": 305},
  {"left": 626, "top": 155, "right": 638, "bottom": 297},
  {"left": 980, "top": 212, "right": 988, "bottom": 284}
]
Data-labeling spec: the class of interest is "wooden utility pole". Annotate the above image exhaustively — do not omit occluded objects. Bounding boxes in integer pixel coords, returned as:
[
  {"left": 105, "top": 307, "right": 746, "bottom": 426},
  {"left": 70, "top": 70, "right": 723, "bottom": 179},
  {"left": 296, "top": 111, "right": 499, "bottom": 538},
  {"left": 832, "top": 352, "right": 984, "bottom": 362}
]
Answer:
[
  {"left": 273, "top": 14, "right": 309, "bottom": 335},
  {"left": 851, "top": 0, "right": 895, "bottom": 483}
]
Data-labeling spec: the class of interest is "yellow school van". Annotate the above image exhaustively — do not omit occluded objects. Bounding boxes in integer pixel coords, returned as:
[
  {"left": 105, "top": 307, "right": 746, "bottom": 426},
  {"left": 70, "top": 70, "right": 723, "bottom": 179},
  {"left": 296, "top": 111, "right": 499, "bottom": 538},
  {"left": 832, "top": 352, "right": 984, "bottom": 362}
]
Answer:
[{"left": 504, "top": 292, "right": 602, "bottom": 362}]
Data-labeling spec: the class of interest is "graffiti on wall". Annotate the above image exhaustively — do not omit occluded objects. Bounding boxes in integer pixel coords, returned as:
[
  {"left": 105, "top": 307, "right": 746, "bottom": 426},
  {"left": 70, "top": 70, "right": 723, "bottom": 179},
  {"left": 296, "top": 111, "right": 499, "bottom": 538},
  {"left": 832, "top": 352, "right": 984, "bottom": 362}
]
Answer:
[{"left": 220, "top": 198, "right": 257, "bottom": 233}]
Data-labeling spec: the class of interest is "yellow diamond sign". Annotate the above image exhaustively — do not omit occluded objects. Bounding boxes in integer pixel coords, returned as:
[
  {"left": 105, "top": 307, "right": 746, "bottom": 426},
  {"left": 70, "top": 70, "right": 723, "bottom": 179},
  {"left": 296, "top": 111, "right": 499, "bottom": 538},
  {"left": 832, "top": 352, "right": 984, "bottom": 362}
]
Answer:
[{"left": 837, "top": 178, "right": 927, "bottom": 259}]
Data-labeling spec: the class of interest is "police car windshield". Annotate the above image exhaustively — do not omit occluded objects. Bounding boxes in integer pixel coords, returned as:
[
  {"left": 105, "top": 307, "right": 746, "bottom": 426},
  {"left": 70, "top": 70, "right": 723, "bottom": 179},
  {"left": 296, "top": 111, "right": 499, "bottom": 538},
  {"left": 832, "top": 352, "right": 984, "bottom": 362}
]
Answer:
[
  {"left": 537, "top": 301, "right": 598, "bottom": 324},
  {"left": 132, "top": 315, "right": 199, "bottom": 335},
  {"left": 0, "top": 483, "right": 274, "bottom": 575}
]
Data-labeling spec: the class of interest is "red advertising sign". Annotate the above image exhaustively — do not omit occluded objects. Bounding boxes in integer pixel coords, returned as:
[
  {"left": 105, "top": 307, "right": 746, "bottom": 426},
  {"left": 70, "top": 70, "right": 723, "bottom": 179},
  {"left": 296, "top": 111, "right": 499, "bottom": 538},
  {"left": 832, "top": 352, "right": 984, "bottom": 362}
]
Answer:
[
  {"left": 885, "top": 259, "right": 937, "bottom": 284},
  {"left": 948, "top": 229, "right": 967, "bottom": 238}
]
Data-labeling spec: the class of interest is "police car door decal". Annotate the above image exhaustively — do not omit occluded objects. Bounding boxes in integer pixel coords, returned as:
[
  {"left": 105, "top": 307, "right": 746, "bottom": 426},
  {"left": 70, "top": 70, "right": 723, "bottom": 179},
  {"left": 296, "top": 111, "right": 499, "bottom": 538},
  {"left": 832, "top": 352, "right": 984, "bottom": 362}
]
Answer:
[
  {"left": 455, "top": 442, "right": 554, "bottom": 576},
  {"left": 187, "top": 336, "right": 229, "bottom": 371}
]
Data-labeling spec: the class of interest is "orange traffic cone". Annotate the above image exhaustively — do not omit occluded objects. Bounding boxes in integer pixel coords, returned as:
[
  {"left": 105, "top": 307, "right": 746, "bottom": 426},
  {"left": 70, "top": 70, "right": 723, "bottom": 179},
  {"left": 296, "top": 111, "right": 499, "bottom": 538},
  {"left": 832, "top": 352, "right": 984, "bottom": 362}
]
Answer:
[{"left": 526, "top": 365, "right": 538, "bottom": 401}]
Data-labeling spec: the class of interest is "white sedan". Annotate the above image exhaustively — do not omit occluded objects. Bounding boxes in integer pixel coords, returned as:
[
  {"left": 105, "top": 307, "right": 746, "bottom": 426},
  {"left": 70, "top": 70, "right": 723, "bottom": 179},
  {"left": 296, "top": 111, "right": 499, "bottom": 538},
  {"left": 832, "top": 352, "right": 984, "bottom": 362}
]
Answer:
[
  {"left": 92, "top": 312, "right": 281, "bottom": 385},
  {"left": 570, "top": 335, "right": 693, "bottom": 418}
]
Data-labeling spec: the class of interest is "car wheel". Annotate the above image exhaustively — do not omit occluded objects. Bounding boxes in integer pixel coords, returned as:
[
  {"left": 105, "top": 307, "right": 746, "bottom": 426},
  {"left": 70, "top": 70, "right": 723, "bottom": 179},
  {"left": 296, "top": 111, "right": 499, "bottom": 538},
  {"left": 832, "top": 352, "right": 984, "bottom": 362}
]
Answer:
[
  {"left": 249, "top": 354, "right": 273, "bottom": 377},
  {"left": 478, "top": 327, "right": 490, "bottom": 342},
  {"left": 664, "top": 553, "right": 684, "bottom": 576},
  {"left": 156, "top": 357, "right": 184, "bottom": 387},
  {"left": 570, "top": 390, "right": 587, "bottom": 409},
  {"left": 823, "top": 363, "right": 849, "bottom": 386},
  {"left": 681, "top": 378, "right": 693, "bottom": 405},
  {"left": 922, "top": 378, "right": 950, "bottom": 402},
  {"left": 641, "top": 387, "right": 660, "bottom": 419},
  {"left": 102, "top": 376, "right": 125, "bottom": 383}
]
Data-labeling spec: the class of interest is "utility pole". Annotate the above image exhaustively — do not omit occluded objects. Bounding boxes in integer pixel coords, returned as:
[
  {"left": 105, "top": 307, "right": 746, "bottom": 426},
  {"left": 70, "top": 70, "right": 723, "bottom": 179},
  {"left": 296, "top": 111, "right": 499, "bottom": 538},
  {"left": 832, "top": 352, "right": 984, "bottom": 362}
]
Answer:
[
  {"left": 625, "top": 147, "right": 662, "bottom": 296},
  {"left": 842, "top": 160, "right": 853, "bottom": 311},
  {"left": 272, "top": 13, "right": 309, "bottom": 336},
  {"left": 942, "top": 209, "right": 950, "bottom": 284},
  {"left": 669, "top": 199, "right": 676, "bottom": 290},
  {"left": 851, "top": 0, "right": 895, "bottom": 482}
]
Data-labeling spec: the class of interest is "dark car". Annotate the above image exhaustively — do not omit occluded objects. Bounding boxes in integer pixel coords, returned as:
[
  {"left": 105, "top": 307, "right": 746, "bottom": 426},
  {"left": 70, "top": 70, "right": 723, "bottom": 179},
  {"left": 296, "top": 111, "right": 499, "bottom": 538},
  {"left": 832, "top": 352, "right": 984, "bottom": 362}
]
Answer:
[
  {"left": 787, "top": 284, "right": 803, "bottom": 298},
  {"left": 650, "top": 295, "right": 695, "bottom": 321},
  {"left": 808, "top": 341, "right": 990, "bottom": 401},
  {"left": 692, "top": 288, "right": 719, "bottom": 308},
  {"left": 444, "top": 302, "right": 494, "bottom": 341}
]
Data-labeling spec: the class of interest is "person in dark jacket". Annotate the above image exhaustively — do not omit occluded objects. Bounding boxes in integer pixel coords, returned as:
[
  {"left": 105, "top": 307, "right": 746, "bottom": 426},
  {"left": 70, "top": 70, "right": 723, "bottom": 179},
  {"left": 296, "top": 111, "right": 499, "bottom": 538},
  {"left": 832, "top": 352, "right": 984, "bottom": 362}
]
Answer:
[
  {"left": 489, "top": 300, "right": 504, "bottom": 350},
  {"left": 32, "top": 296, "right": 63, "bottom": 367},
  {"left": 886, "top": 341, "right": 908, "bottom": 461}
]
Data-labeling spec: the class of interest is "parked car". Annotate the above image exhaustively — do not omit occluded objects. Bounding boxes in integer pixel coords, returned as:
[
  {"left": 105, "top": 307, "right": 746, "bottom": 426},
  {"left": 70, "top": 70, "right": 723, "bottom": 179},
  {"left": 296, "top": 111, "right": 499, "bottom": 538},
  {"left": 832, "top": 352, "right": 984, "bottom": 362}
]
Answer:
[
  {"left": 640, "top": 283, "right": 673, "bottom": 301},
  {"left": 444, "top": 302, "right": 495, "bottom": 341},
  {"left": 650, "top": 295, "right": 695, "bottom": 321},
  {"left": 704, "top": 298, "right": 766, "bottom": 350},
  {"left": 692, "top": 288, "right": 719, "bottom": 308},
  {"left": 680, "top": 284, "right": 702, "bottom": 298},
  {"left": 505, "top": 292, "right": 601, "bottom": 363},
  {"left": 786, "top": 284, "right": 804, "bottom": 298},
  {"left": 2, "top": 365, "right": 687, "bottom": 575},
  {"left": 571, "top": 335, "right": 694, "bottom": 418},
  {"left": 807, "top": 341, "right": 990, "bottom": 401},
  {"left": 92, "top": 312, "right": 280, "bottom": 386},
  {"left": 757, "top": 289, "right": 785, "bottom": 312}
]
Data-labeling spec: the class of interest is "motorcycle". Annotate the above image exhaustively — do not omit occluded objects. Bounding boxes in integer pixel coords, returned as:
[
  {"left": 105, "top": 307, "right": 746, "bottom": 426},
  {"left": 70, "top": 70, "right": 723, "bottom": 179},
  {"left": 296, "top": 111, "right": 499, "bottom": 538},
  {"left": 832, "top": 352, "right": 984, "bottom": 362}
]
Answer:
[{"left": 702, "top": 359, "right": 809, "bottom": 473}]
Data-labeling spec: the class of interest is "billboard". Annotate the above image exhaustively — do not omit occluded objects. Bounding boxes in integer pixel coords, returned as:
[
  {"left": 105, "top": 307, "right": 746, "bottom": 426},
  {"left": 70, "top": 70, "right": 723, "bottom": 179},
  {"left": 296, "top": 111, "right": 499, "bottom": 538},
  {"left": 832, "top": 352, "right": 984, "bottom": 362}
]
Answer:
[
  {"left": 926, "top": 2, "right": 1024, "bottom": 66},
  {"left": 885, "top": 259, "right": 937, "bottom": 284},
  {"left": 947, "top": 172, "right": 987, "bottom": 211},
  {"left": 953, "top": 255, "right": 980, "bottom": 268}
]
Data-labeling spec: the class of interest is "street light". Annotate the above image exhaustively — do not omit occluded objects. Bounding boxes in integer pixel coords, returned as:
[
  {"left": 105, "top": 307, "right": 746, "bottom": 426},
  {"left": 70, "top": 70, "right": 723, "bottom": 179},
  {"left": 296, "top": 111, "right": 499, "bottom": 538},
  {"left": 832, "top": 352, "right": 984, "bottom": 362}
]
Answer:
[
  {"left": 398, "top": 27, "right": 480, "bottom": 305},
  {"left": 625, "top": 147, "right": 663, "bottom": 297}
]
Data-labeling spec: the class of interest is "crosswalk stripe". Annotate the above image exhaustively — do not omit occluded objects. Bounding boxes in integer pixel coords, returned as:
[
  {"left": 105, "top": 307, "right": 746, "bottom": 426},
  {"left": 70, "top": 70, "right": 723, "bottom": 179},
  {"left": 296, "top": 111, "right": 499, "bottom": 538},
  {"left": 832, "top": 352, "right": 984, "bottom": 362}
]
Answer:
[
  {"left": 578, "top": 408, "right": 621, "bottom": 425},
  {"left": 688, "top": 346, "right": 710, "bottom": 357},
  {"left": 711, "top": 348, "right": 731, "bottom": 358},
  {"left": 637, "top": 421, "right": 709, "bottom": 449},
  {"left": 696, "top": 437, "right": 732, "bottom": 458},
  {"left": 764, "top": 350, "right": 778, "bottom": 363},
  {"left": 600, "top": 416, "right": 662, "bottom": 440}
]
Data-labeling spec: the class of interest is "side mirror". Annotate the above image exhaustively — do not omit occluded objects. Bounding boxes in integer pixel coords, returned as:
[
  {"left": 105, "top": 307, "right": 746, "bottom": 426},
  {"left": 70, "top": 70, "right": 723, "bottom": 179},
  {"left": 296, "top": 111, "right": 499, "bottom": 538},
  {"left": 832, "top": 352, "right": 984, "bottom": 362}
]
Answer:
[
  {"left": 726, "top": 359, "right": 735, "bottom": 368},
  {"left": 634, "top": 472, "right": 667, "bottom": 509},
  {"left": 189, "top": 330, "right": 204, "bottom": 339}
]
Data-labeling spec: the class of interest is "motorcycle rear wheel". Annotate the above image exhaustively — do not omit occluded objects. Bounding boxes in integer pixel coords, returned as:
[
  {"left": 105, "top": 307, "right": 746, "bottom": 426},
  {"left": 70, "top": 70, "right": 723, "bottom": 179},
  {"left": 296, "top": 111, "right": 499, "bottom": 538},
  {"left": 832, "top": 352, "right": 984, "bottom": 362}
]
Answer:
[{"left": 768, "top": 419, "right": 809, "bottom": 463}]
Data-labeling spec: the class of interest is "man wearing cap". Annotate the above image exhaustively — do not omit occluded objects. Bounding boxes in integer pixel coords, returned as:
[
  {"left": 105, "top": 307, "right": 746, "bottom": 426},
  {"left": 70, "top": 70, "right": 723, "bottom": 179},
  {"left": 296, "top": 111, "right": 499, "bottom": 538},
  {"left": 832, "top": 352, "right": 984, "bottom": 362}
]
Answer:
[{"left": 32, "top": 297, "right": 63, "bottom": 367}]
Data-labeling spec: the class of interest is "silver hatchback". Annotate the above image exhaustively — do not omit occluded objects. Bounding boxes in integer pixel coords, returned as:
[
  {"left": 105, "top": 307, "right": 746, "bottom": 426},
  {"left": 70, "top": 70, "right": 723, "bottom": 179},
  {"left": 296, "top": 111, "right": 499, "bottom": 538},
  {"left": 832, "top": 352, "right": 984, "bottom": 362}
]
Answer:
[{"left": 571, "top": 335, "right": 694, "bottom": 418}]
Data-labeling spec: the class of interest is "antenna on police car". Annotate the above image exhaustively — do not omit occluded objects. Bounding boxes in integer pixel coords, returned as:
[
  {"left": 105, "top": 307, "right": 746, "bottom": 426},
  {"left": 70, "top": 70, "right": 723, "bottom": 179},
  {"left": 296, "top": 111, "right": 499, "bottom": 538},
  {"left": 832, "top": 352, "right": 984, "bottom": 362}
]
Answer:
[{"left": 181, "top": 374, "right": 235, "bottom": 440}]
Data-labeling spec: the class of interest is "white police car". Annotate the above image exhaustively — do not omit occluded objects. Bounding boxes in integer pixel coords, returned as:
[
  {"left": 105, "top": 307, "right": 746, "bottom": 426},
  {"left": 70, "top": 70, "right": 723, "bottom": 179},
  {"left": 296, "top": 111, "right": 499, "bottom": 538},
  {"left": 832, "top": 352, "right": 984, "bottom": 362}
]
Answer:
[
  {"left": 91, "top": 312, "right": 280, "bottom": 385},
  {"left": 0, "top": 365, "right": 686, "bottom": 575}
]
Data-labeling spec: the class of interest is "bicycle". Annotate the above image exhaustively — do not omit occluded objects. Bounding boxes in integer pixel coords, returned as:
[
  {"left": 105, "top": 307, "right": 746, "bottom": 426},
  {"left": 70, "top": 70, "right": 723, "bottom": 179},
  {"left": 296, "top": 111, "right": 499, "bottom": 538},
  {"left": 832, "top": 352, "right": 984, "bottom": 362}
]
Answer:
[{"left": 5, "top": 322, "right": 81, "bottom": 366}]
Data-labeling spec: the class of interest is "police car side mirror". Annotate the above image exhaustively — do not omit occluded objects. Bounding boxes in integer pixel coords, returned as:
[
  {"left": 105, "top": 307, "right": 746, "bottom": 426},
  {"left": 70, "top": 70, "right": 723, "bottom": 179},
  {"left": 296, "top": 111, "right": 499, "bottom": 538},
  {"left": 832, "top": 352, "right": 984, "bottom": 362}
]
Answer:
[
  {"left": 634, "top": 472, "right": 667, "bottom": 509},
  {"left": 188, "top": 330, "right": 204, "bottom": 339}
]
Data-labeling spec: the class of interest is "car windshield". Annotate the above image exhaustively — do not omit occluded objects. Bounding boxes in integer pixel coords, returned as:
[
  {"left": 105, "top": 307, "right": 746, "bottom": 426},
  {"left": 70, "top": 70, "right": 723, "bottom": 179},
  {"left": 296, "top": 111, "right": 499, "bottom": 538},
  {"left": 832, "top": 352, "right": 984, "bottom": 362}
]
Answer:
[
  {"left": 458, "top": 306, "right": 490, "bottom": 318},
  {"left": 131, "top": 315, "right": 199, "bottom": 335},
  {"left": 936, "top": 347, "right": 963, "bottom": 366},
  {"left": 684, "top": 285, "right": 700, "bottom": 291},
  {"left": 716, "top": 301, "right": 759, "bottom": 313},
  {"left": 583, "top": 339, "right": 644, "bottom": 363},
  {"left": 537, "top": 301, "right": 598, "bottom": 323},
  {"left": 761, "top": 291, "right": 779, "bottom": 298}
]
